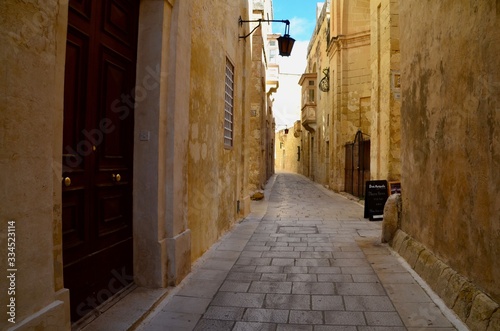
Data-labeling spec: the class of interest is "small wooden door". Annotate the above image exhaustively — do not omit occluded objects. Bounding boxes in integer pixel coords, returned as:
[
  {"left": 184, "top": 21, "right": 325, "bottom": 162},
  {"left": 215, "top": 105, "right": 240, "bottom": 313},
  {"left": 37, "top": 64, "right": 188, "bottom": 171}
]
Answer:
[
  {"left": 345, "top": 131, "right": 370, "bottom": 198},
  {"left": 62, "top": 0, "right": 139, "bottom": 321}
]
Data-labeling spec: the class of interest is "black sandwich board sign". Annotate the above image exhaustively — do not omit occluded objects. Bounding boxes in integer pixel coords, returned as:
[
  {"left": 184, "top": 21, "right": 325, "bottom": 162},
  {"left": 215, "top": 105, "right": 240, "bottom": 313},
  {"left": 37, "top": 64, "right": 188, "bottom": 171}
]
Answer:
[{"left": 364, "top": 180, "right": 389, "bottom": 221}]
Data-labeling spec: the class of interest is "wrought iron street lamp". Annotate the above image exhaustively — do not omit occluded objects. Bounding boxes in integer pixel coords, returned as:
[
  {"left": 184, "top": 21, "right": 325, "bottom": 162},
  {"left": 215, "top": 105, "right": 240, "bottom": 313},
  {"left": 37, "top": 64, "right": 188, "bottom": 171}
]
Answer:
[{"left": 238, "top": 16, "right": 295, "bottom": 57}]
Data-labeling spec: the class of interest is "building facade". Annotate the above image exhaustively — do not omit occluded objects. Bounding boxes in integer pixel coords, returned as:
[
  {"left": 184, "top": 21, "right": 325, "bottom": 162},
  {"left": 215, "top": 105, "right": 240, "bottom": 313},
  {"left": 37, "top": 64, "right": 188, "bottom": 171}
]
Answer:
[
  {"left": 299, "top": 2, "right": 330, "bottom": 185},
  {"left": 188, "top": 0, "right": 277, "bottom": 262},
  {"left": 0, "top": 0, "right": 276, "bottom": 328},
  {"left": 247, "top": 9, "right": 277, "bottom": 194},
  {"left": 275, "top": 121, "right": 303, "bottom": 174},
  {"left": 299, "top": 0, "right": 374, "bottom": 196}
]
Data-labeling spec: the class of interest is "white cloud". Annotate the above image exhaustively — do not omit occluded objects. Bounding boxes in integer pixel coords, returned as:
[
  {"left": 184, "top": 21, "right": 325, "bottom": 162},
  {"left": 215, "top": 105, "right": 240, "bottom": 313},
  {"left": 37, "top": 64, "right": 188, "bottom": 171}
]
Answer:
[
  {"left": 288, "top": 16, "right": 314, "bottom": 41},
  {"left": 273, "top": 15, "right": 314, "bottom": 42},
  {"left": 272, "top": 41, "right": 308, "bottom": 130},
  {"left": 278, "top": 40, "right": 308, "bottom": 75},
  {"left": 273, "top": 72, "right": 302, "bottom": 129}
]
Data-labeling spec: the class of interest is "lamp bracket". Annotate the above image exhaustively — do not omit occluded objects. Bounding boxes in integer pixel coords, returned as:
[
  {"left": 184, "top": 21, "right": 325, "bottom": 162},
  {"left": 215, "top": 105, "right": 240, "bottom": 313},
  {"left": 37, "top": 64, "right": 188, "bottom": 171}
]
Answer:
[
  {"left": 238, "top": 16, "right": 291, "bottom": 39},
  {"left": 319, "top": 67, "right": 330, "bottom": 92}
]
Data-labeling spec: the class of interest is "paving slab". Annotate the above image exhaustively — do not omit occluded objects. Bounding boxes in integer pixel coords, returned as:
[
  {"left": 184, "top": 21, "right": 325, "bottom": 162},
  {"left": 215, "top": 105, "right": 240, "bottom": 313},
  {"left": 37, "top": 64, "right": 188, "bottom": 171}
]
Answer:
[
  {"left": 265, "top": 294, "right": 311, "bottom": 310},
  {"left": 131, "top": 173, "right": 468, "bottom": 331}
]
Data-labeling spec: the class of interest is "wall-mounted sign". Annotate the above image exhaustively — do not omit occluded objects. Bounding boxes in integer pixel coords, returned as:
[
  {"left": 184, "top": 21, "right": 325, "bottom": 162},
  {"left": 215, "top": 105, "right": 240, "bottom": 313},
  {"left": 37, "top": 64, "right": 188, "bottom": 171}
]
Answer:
[
  {"left": 364, "top": 180, "right": 389, "bottom": 221},
  {"left": 392, "top": 71, "right": 401, "bottom": 100},
  {"left": 388, "top": 181, "right": 401, "bottom": 195},
  {"left": 392, "top": 72, "right": 401, "bottom": 89}
]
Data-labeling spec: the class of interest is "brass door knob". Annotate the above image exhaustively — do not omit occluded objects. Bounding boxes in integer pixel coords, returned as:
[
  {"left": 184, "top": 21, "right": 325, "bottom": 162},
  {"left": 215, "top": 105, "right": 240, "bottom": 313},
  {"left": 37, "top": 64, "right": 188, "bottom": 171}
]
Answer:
[
  {"left": 63, "top": 177, "right": 71, "bottom": 187},
  {"left": 112, "top": 174, "right": 121, "bottom": 182}
]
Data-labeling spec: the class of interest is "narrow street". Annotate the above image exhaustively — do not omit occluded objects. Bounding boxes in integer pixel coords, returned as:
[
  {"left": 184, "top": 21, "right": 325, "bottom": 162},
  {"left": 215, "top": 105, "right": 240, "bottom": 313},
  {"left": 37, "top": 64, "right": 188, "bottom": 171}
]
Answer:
[
  {"left": 4, "top": 1, "right": 497, "bottom": 329},
  {"left": 91, "top": 172, "right": 465, "bottom": 331}
]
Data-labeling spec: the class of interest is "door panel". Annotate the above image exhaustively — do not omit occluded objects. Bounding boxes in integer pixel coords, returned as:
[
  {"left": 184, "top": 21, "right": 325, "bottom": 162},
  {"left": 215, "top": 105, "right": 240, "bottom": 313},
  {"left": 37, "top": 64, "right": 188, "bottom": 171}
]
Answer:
[
  {"left": 63, "top": 0, "right": 138, "bottom": 322},
  {"left": 70, "top": 0, "right": 92, "bottom": 20},
  {"left": 62, "top": 190, "right": 86, "bottom": 250},
  {"left": 98, "top": 48, "right": 133, "bottom": 164},
  {"left": 95, "top": 186, "right": 131, "bottom": 240},
  {"left": 103, "top": 0, "right": 138, "bottom": 48},
  {"left": 63, "top": 25, "right": 91, "bottom": 267},
  {"left": 345, "top": 144, "right": 353, "bottom": 193}
]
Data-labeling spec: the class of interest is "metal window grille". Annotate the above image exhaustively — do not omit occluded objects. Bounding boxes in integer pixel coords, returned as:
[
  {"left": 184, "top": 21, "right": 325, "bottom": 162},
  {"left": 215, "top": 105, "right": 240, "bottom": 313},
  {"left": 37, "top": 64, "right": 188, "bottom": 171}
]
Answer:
[{"left": 224, "top": 58, "right": 234, "bottom": 147}]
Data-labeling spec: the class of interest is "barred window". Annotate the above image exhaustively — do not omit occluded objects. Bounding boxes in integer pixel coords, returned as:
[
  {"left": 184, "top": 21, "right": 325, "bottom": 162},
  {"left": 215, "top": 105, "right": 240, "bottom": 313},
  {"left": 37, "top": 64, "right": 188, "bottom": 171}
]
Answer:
[{"left": 224, "top": 58, "right": 234, "bottom": 148}]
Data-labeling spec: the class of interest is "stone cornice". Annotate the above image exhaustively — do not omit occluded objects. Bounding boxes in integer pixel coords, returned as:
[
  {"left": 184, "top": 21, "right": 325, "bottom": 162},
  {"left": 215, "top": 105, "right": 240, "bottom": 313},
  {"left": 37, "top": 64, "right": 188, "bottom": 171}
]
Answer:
[{"left": 327, "top": 30, "right": 370, "bottom": 57}]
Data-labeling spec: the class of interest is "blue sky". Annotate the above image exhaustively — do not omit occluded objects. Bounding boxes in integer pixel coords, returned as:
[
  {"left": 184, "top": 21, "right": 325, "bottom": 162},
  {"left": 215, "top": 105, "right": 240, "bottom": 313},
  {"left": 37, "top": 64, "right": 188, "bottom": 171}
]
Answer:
[
  {"left": 272, "top": 1, "right": 322, "bottom": 130},
  {"left": 272, "top": 0, "right": 319, "bottom": 42}
]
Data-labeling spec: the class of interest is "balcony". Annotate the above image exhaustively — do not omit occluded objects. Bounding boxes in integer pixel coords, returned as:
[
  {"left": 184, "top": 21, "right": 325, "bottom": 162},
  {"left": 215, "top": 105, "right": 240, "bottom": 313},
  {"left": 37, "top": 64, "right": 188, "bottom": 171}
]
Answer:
[
  {"left": 299, "top": 72, "right": 317, "bottom": 133},
  {"left": 266, "top": 64, "right": 279, "bottom": 94},
  {"left": 301, "top": 104, "right": 317, "bottom": 132}
]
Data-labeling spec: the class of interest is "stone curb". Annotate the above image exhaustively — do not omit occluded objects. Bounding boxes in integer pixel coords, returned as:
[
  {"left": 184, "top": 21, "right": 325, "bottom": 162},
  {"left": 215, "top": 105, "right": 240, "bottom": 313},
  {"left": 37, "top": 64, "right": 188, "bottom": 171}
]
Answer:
[{"left": 390, "top": 230, "right": 499, "bottom": 331}]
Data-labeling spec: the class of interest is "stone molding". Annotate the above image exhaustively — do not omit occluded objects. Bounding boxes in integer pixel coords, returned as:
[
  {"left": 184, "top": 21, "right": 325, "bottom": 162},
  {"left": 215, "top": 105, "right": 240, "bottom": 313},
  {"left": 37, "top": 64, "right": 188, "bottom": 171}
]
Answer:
[
  {"left": 327, "top": 30, "right": 371, "bottom": 56},
  {"left": 390, "top": 230, "right": 499, "bottom": 331}
]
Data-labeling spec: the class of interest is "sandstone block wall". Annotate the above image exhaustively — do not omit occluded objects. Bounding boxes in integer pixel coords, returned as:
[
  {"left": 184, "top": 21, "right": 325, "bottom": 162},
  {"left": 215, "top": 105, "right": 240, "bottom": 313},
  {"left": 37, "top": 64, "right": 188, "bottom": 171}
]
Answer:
[
  {"left": 391, "top": 230, "right": 499, "bottom": 331},
  {"left": 188, "top": 0, "right": 256, "bottom": 261},
  {"left": 399, "top": 0, "right": 499, "bottom": 315}
]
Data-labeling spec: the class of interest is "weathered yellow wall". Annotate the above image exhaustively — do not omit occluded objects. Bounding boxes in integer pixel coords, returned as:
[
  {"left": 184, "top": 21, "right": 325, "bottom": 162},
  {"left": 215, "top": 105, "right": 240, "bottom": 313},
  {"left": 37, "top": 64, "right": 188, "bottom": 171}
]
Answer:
[
  {"left": 188, "top": 0, "right": 251, "bottom": 261},
  {"left": 400, "top": 0, "right": 500, "bottom": 303},
  {"left": 248, "top": 9, "right": 275, "bottom": 193},
  {"left": 0, "top": 0, "right": 70, "bottom": 329},
  {"left": 370, "top": 0, "right": 401, "bottom": 182},
  {"left": 264, "top": 96, "right": 275, "bottom": 182},
  {"left": 248, "top": 27, "right": 267, "bottom": 192},
  {"left": 303, "top": 0, "right": 401, "bottom": 195},
  {"left": 275, "top": 125, "right": 302, "bottom": 173}
]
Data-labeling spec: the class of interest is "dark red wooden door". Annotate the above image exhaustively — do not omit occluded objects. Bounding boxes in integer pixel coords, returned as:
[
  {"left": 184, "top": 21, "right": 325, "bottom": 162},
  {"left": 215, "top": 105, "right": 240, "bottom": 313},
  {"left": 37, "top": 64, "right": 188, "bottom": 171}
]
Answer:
[{"left": 62, "top": 0, "right": 139, "bottom": 322}]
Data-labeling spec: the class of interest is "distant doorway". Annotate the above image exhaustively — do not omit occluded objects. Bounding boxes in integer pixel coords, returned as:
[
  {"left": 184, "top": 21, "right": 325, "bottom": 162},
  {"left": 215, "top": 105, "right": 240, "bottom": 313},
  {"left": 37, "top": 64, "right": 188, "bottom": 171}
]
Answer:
[
  {"left": 345, "top": 131, "right": 370, "bottom": 197},
  {"left": 310, "top": 137, "right": 315, "bottom": 180}
]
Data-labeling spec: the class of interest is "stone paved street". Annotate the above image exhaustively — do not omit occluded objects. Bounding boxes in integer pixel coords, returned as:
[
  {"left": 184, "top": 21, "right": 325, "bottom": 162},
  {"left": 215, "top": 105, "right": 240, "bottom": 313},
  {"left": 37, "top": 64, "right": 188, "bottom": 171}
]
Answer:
[{"left": 135, "top": 172, "right": 466, "bottom": 331}]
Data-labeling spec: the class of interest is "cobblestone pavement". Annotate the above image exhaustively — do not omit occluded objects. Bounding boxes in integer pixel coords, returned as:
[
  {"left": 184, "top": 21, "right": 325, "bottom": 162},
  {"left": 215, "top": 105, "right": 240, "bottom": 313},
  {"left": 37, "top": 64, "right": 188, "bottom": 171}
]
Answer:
[{"left": 136, "top": 172, "right": 465, "bottom": 331}]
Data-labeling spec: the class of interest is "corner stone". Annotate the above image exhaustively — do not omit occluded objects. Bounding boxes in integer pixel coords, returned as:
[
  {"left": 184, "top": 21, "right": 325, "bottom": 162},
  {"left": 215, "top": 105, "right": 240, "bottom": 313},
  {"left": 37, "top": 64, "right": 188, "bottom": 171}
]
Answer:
[
  {"left": 436, "top": 268, "right": 461, "bottom": 308},
  {"left": 390, "top": 230, "right": 409, "bottom": 253},
  {"left": 466, "top": 293, "right": 499, "bottom": 331},
  {"left": 400, "top": 237, "right": 424, "bottom": 269},
  {"left": 487, "top": 308, "right": 500, "bottom": 331},
  {"left": 452, "top": 281, "right": 479, "bottom": 324}
]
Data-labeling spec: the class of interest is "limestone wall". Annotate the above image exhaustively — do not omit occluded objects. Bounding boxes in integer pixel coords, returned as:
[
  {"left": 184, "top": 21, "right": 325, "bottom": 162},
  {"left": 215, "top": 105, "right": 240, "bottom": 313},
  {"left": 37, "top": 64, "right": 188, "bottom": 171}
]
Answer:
[
  {"left": 246, "top": 14, "right": 274, "bottom": 192},
  {"left": 188, "top": 0, "right": 252, "bottom": 261},
  {"left": 400, "top": 0, "right": 500, "bottom": 305},
  {"left": 0, "top": 1, "right": 69, "bottom": 329},
  {"left": 369, "top": 0, "right": 401, "bottom": 181}
]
